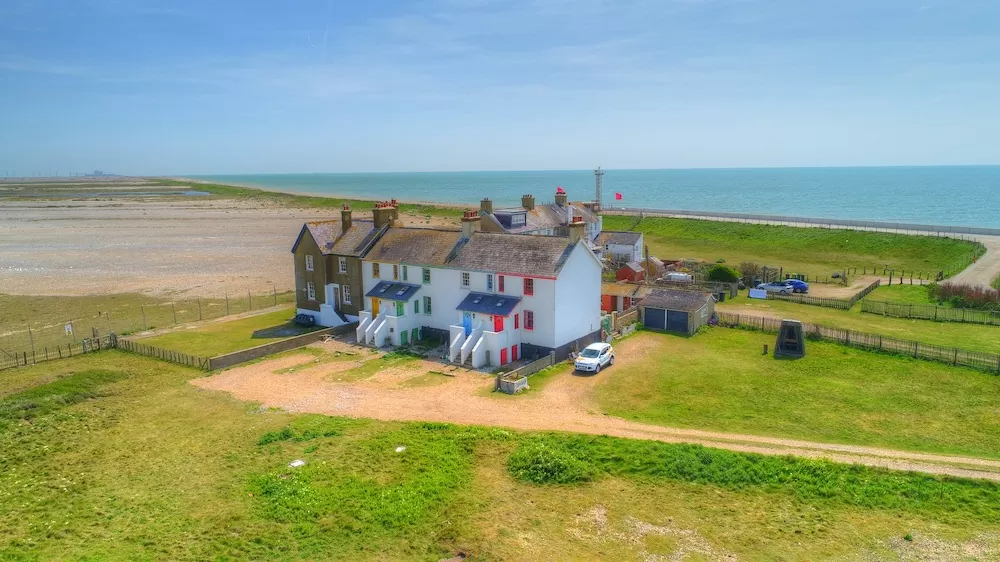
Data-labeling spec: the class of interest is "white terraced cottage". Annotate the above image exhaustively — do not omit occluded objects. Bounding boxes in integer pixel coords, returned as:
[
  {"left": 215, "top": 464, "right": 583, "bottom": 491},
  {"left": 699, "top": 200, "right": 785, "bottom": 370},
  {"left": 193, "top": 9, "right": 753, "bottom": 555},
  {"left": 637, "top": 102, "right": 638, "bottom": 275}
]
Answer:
[{"left": 355, "top": 211, "right": 603, "bottom": 368}]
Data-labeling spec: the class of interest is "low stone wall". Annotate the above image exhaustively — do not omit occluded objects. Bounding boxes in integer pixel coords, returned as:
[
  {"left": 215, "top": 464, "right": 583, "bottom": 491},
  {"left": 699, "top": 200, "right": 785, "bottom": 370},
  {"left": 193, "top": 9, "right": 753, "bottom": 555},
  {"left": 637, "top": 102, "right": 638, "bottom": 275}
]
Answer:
[{"left": 208, "top": 322, "right": 358, "bottom": 371}]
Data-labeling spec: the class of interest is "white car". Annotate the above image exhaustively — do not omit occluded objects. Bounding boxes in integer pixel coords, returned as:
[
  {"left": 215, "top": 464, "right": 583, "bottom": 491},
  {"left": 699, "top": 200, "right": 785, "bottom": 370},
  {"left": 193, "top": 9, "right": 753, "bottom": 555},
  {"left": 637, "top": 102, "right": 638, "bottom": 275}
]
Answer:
[{"left": 574, "top": 343, "right": 614, "bottom": 373}]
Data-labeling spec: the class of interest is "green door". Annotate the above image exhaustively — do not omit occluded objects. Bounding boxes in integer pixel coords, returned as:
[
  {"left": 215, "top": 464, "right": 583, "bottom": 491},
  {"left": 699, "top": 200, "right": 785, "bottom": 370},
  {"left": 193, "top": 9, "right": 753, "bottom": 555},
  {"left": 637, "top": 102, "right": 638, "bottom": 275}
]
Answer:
[
  {"left": 395, "top": 301, "right": 405, "bottom": 316},
  {"left": 400, "top": 329, "right": 408, "bottom": 346}
]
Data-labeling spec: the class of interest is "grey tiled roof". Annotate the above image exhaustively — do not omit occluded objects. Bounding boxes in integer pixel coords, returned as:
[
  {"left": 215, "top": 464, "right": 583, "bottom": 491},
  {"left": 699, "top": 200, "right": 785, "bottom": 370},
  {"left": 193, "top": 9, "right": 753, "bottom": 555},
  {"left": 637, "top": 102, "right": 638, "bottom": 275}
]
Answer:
[
  {"left": 365, "top": 227, "right": 463, "bottom": 266},
  {"left": 598, "top": 231, "right": 642, "bottom": 246},
  {"left": 639, "top": 289, "right": 713, "bottom": 312},
  {"left": 294, "top": 219, "right": 382, "bottom": 256},
  {"left": 449, "top": 232, "right": 577, "bottom": 277},
  {"left": 490, "top": 202, "right": 599, "bottom": 234}
]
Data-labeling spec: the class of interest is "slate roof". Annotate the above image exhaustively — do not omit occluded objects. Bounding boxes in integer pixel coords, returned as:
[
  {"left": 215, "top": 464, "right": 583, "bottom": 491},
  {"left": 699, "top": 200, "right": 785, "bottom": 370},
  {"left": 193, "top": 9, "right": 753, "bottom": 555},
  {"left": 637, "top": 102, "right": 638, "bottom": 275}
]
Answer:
[
  {"left": 365, "top": 281, "right": 421, "bottom": 302},
  {"left": 449, "top": 232, "right": 577, "bottom": 277},
  {"left": 292, "top": 219, "right": 383, "bottom": 257},
  {"left": 598, "top": 231, "right": 642, "bottom": 246},
  {"left": 365, "top": 227, "right": 463, "bottom": 266},
  {"left": 639, "top": 289, "right": 714, "bottom": 312},
  {"left": 489, "top": 202, "right": 599, "bottom": 234},
  {"left": 621, "top": 261, "right": 643, "bottom": 273},
  {"left": 456, "top": 292, "right": 521, "bottom": 316}
]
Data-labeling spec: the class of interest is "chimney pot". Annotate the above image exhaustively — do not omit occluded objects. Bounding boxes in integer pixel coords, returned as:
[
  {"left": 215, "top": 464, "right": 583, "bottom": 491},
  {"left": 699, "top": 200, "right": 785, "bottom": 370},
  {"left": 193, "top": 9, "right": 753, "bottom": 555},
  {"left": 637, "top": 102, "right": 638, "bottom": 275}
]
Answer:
[{"left": 341, "top": 204, "right": 353, "bottom": 233}]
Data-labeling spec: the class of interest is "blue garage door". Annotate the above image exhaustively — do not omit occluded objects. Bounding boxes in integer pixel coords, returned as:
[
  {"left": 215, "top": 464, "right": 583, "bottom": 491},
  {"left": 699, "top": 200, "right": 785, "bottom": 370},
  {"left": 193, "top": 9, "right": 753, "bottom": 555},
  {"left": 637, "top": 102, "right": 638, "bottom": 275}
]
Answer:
[
  {"left": 666, "top": 311, "right": 688, "bottom": 333},
  {"left": 644, "top": 307, "right": 666, "bottom": 330}
]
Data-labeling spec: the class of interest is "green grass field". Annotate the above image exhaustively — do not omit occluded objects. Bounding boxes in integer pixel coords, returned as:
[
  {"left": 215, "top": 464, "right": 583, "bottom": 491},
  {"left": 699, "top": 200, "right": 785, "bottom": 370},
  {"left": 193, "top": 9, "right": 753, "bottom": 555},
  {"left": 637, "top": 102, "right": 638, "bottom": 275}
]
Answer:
[
  {"left": 599, "top": 329, "right": 1000, "bottom": 459},
  {"left": 139, "top": 307, "right": 306, "bottom": 357},
  {"left": 718, "top": 294, "right": 1000, "bottom": 354},
  {"left": 2, "top": 352, "right": 999, "bottom": 559},
  {"left": 603, "top": 215, "right": 983, "bottom": 279},
  {"left": 0, "top": 292, "right": 295, "bottom": 354},
  {"left": 864, "top": 284, "right": 938, "bottom": 305}
]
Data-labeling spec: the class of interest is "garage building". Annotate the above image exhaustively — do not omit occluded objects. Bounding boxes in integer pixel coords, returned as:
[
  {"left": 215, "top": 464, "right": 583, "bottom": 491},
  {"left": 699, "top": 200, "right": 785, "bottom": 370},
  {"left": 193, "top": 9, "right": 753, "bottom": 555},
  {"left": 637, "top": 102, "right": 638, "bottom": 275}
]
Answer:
[{"left": 638, "top": 289, "right": 715, "bottom": 335}]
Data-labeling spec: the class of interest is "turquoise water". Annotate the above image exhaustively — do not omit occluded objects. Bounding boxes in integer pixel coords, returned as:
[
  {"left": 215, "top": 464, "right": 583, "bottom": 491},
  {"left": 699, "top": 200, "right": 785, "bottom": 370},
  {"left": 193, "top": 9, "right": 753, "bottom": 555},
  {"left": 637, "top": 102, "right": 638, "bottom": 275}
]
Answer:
[{"left": 196, "top": 166, "right": 1000, "bottom": 229}]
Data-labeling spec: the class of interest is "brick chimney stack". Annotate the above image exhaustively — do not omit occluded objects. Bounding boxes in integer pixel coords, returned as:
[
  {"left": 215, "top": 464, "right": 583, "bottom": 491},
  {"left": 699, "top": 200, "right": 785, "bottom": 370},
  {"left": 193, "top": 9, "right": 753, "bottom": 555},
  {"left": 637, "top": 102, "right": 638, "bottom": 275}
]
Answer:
[
  {"left": 341, "top": 204, "right": 352, "bottom": 233},
  {"left": 373, "top": 201, "right": 396, "bottom": 229},
  {"left": 568, "top": 215, "right": 586, "bottom": 244},
  {"left": 554, "top": 189, "right": 568, "bottom": 207},
  {"left": 461, "top": 209, "right": 481, "bottom": 239},
  {"left": 390, "top": 199, "right": 399, "bottom": 221},
  {"left": 521, "top": 194, "right": 535, "bottom": 211},
  {"left": 480, "top": 197, "right": 493, "bottom": 214}
]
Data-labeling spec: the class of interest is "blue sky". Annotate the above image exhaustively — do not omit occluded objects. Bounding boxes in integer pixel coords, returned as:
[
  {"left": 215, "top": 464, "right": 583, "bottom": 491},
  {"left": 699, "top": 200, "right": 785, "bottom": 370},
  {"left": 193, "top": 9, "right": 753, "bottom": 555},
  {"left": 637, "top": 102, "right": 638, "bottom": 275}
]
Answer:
[{"left": 2, "top": 0, "right": 999, "bottom": 175}]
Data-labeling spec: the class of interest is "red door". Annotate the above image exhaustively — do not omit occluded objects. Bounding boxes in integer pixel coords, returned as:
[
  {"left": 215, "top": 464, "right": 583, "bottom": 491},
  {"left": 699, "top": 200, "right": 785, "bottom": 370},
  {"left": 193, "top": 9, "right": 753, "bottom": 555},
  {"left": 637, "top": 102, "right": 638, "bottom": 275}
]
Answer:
[
  {"left": 493, "top": 315, "right": 504, "bottom": 332},
  {"left": 511, "top": 345, "right": 519, "bottom": 361},
  {"left": 500, "top": 347, "right": 508, "bottom": 365}
]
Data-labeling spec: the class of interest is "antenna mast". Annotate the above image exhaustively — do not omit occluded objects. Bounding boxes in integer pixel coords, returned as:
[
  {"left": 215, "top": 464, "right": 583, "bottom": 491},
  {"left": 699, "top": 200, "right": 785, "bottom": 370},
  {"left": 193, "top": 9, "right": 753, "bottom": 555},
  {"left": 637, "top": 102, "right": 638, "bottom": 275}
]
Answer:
[{"left": 594, "top": 166, "right": 605, "bottom": 211}]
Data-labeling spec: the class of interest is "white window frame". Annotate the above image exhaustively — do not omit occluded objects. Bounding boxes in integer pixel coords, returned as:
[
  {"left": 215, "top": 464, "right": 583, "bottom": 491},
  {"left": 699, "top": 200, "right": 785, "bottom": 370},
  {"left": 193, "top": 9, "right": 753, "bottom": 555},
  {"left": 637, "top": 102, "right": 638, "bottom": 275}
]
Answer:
[
  {"left": 422, "top": 268, "right": 431, "bottom": 284},
  {"left": 461, "top": 272, "right": 470, "bottom": 288},
  {"left": 305, "top": 255, "right": 314, "bottom": 272},
  {"left": 487, "top": 274, "right": 494, "bottom": 292},
  {"left": 338, "top": 257, "right": 347, "bottom": 274},
  {"left": 424, "top": 296, "right": 432, "bottom": 314},
  {"left": 342, "top": 284, "right": 351, "bottom": 304},
  {"left": 306, "top": 281, "right": 316, "bottom": 301}
]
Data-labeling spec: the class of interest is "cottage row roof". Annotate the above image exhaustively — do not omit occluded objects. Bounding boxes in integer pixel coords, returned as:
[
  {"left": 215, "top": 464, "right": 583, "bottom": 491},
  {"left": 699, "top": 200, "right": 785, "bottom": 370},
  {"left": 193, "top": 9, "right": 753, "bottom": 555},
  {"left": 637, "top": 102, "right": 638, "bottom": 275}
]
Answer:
[
  {"left": 487, "top": 201, "right": 599, "bottom": 235},
  {"left": 292, "top": 219, "right": 384, "bottom": 257}
]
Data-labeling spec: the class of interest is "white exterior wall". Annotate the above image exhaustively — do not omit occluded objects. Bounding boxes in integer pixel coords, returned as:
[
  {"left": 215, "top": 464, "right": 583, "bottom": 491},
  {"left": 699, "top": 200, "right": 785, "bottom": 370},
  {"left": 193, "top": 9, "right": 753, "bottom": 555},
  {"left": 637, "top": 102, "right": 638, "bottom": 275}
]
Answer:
[
  {"left": 606, "top": 233, "right": 643, "bottom": 262},
  {"left": 553, "top": 242, "right": 603, "bottom": 348}
]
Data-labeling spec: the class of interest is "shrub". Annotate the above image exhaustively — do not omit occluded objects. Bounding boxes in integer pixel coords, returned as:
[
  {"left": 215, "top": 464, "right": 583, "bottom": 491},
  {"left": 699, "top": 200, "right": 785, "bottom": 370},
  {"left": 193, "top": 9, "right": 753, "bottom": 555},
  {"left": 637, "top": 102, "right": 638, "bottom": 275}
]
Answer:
[
  {"left": 507, "top": 442, "right": 594, "bottom": 484},
  {"left": 738, "top": 261, "right": 762, "bottom": 284},
  {"left": 258, "top": 427, "right": 295, "bottom": 446},
  {"left": 715, "top": 258, "right": 726, "bottom": 263},
  {"left": 707, "top": 264, "right": 741, "bottom": 283},
  {"left": 928, "top": 282, "right": 1000, "bottom": 311}
]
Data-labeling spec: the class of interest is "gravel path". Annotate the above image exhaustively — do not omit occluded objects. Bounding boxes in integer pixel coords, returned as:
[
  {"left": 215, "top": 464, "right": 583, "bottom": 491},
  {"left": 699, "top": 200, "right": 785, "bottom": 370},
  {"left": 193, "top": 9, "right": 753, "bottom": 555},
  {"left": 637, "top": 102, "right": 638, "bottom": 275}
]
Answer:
[{"left": 194, "top": 340, "right": 1000, "bottom": 482}]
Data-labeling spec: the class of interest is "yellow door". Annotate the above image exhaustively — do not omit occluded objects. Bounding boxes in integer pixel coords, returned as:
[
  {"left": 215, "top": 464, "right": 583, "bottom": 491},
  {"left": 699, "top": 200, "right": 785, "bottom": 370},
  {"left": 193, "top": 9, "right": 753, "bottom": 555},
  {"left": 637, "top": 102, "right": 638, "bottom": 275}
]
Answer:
[{"left": 372, "top": 298, "right": 379, "bottom": 315}]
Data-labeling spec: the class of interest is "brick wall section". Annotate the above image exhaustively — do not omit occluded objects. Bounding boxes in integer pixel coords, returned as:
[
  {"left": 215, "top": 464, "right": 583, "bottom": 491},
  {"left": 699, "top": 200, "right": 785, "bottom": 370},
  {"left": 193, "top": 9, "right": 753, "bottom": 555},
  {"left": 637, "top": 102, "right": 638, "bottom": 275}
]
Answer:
[{"left": 208, "top": 323, "right": 358, "bottom": 370}]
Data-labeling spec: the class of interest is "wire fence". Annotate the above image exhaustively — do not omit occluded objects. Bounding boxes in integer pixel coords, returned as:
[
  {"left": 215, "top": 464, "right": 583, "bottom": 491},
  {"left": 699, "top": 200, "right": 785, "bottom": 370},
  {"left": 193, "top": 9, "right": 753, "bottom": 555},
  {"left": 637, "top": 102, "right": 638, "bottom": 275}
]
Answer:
[
  {"left": 0, "top": 334, "right": 115, "bottom": 371},
  {"left": 862, "top": 300, "right": 1000, "bottom": 327},
  {"left": 716, "top": 311, "right": 1000, "bottom": 374},
  {"left": 0, "top": 286, "right": 295, "bottom": 362}
]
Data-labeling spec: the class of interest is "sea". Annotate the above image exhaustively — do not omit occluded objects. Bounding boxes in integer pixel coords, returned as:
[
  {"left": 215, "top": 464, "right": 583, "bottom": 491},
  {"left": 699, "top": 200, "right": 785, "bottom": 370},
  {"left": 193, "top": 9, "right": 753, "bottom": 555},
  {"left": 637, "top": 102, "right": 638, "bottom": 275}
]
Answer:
[{"left": 195, "top": 166, "right": 1000, "bottom": 229}]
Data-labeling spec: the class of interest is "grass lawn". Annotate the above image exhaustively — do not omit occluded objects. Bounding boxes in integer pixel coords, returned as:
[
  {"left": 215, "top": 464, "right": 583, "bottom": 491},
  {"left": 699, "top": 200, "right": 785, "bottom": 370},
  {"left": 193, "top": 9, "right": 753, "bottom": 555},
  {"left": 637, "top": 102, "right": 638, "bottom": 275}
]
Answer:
[
  {"left": 865, "top": 284, "right": 938, "bottom": 305},
  {"left": 2, "top": 352, "right": 999, "bottom": 559},
  {"left": 603, "top": 215, "right": 982, "bottom": 279},
  {"left": 0, "top": 292, "right": 295, "bottom": 354},
  {"left": 140, "top": 307, "right": 307, "bottom": 357},
  {"left": 718, "top": 294, "right": 1000, "bottom": 354},
  {"left": 598, "top": 329, "right": 1000, "bottom": 459}
]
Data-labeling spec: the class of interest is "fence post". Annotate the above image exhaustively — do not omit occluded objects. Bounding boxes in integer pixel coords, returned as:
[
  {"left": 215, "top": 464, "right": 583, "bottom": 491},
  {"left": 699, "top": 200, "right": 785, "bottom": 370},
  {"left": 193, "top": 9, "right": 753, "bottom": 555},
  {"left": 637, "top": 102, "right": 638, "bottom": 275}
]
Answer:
[
  {"left": 273, "top": 284, "right": 278, "bottom": 307},
  {"left": 172, "top": 303, "right": 177, "bottom": 325},
  {"left": 248, "top": 290, "right": 253, "bottom": 311},
  {"left": 226, "top": 293, "right": 230, "bottom": 316},
  {"left": 141, "top": 306, "right": 148, "bottom": 330},
  {"left": 198, "top": 299, "right": 203, "bottom": 321}
]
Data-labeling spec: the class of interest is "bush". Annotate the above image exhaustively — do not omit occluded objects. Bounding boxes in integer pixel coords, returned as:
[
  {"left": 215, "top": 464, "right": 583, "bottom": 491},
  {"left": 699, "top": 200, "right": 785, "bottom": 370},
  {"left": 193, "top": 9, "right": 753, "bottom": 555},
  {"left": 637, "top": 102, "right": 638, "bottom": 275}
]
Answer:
[
  {"left": 507, "top": 442, "right": 594, "bottom": 484},
  {"left": 928, "top": 282, "right": 1000, "bottom": 311},
  {"left": 707, "top": 264, "right": 741, "bottom": 283},
  {"left": 738, "top": 261, "right": 762, "bottom": 284}
]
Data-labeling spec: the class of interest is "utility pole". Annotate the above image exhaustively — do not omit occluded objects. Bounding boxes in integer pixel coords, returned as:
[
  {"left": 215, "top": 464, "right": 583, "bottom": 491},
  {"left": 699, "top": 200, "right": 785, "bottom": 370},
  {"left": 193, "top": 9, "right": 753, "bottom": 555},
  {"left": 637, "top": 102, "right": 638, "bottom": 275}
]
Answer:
[{"left": 594, "top": 166, "right": 605, "bottom": 211}]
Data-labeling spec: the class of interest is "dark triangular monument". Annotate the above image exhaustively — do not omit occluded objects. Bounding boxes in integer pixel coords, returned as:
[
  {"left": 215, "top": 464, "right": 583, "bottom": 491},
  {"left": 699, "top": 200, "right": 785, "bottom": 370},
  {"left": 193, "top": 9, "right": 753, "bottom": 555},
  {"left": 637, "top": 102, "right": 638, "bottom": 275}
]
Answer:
[{"left": 774, "top": 319, "right": 805, "bottom": 358}]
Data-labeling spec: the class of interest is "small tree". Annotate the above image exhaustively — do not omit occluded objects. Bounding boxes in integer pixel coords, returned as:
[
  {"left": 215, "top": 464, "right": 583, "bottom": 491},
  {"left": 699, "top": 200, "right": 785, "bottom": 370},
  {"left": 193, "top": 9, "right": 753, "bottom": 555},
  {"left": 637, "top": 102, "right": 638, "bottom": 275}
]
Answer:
[
  {"left": 738, "top": 261, "right": 762, "bottom": 284},
  {"left": 707, "top": 264, "right": 740, "bottom": 283}
]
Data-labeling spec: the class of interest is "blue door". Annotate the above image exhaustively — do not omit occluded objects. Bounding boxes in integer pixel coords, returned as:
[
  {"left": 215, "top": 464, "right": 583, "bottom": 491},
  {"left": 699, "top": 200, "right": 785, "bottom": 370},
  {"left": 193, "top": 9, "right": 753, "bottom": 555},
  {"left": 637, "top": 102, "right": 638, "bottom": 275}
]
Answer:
[{"left": 463, "top": 312, "right": 473, "bottom": 336}]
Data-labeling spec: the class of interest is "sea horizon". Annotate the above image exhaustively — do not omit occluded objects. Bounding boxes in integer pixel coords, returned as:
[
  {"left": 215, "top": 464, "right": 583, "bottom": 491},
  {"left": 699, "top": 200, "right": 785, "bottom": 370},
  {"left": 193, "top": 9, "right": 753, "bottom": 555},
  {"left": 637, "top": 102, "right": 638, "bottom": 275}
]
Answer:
[{"left": 189, "top": 165, "right": 1000, "bottom": 229}]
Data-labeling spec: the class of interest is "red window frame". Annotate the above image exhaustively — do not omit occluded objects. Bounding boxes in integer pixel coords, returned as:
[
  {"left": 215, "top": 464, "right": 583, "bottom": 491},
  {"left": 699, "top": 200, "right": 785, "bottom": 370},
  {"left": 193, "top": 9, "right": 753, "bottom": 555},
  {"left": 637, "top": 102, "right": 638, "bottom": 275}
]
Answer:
[
  {"left": 523, "top": 277, "right": 534, "bottom": 296},
  {"left": 498, "top": 275, "right": 505, "bottom": 293},
  {"left": 514, "top": 313, "right": 519, "bottom": 329},
  {"left": 524, "top": 310, "right": 534, "bottom": 330}
]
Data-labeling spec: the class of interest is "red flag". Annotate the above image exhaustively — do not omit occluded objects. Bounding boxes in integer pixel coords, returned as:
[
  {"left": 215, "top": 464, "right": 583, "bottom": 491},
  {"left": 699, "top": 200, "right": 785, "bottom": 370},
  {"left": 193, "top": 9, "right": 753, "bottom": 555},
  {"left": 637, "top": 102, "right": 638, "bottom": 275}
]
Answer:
[
  {"left": 556, "top": 186, "right": 566, "bottom": 194},
  {"left": 615, "top": 192, "right": 622, "bottom": 200}
]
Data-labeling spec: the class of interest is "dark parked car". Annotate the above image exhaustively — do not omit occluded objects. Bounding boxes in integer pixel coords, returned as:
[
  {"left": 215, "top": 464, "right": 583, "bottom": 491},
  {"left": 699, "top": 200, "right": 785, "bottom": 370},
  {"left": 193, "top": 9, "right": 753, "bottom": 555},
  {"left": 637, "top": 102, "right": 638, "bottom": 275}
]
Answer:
[
  {"left": 784, "top": 279, "right": 810, "bottom": 293},
  {"left": 293, "top": 313, "right": 316, "bottom": 327}
]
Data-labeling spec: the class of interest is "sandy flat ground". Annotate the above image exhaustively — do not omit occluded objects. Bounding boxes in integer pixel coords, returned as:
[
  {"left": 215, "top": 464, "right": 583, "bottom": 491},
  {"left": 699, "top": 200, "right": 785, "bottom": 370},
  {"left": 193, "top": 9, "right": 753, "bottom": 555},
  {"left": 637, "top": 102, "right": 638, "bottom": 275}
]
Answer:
[
  {"left": 0, "top": 199, "right": 317, "bottom": 297},
  {"left": 194, "top": 335, "right": 1000, "bottom": 482}
]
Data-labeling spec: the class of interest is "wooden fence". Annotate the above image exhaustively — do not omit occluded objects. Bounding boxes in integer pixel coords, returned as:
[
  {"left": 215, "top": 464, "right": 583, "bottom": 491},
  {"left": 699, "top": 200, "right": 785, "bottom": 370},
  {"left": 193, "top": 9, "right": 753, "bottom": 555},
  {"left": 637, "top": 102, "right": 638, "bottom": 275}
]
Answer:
[
  {"left": 765, "top": 279, "right": 881, "bottom": 310},
  {"left": 0, "top": 334, "right": 117, "bottom": 371},
  {"left": 716, "top": 311, "right": 1000, "bottom": 374},
  {"left": 497, "top": 351, "right": 558, "bottom": 394},
  {"left": 862, "top": 300, "right": 1000, "bottom": 327},
  {"left": 116, "top": 337, "right": 211, "bottom": 370}
]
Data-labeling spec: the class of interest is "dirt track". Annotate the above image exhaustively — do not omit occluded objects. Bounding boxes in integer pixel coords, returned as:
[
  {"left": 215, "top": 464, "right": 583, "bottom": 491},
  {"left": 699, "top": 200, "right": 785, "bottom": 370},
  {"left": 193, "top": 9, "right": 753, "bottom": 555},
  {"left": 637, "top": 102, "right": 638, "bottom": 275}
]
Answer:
[{"left": 194, "top": 337, "right": 1000, "bottom": 482}]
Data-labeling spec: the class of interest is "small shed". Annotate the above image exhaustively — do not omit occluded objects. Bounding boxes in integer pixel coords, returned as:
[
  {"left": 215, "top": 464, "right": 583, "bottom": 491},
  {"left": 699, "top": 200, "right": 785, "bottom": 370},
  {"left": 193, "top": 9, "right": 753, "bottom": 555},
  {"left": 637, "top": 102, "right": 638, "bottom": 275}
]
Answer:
[
  {"left": 643, "top": 256, "right": 665, "bottom": 278},
  {"left": 638, "top": 289, "right": 715, "bottom": 335},
  {"left": 616, "top": 261, "right": 646, "bottom": 282},
  {"left": 601, "top": 282, "right": 639, "bottom": 313}
]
